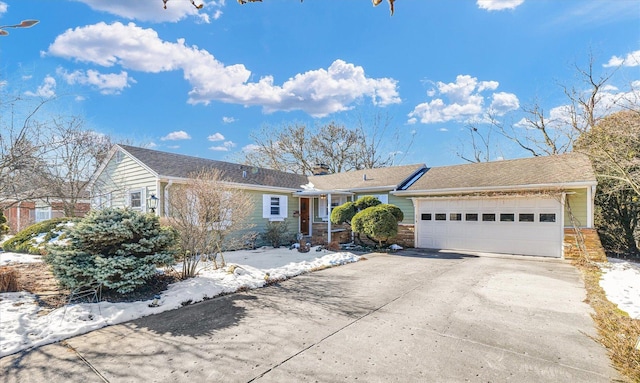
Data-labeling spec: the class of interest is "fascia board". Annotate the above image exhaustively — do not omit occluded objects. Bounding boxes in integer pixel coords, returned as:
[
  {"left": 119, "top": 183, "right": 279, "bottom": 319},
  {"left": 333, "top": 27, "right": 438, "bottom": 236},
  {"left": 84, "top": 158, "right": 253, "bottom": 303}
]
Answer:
[{"left": 392, "top": 181, "right": 597, "bottom": 196}]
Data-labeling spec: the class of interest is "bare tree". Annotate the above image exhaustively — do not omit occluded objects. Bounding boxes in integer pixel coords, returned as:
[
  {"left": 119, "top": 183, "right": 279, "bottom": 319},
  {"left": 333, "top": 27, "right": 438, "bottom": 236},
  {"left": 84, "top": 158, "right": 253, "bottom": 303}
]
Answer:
[
  {"left": 242, "top": 112, "right": 415, "bottom": 175},
  {"left": 458, "top": 52, "right": 632, "bottom": 162},
  {"left": 0, "top": 95, "right": 53, "bottom": 207},
  {"left": 165, "top": 168, "right": 255, "bottom": 278},
  {"left": 44, "top": 116, "right": 113, "bottom": 216},
  {"left": 162, "top": 0, "right": 397, "bottom": 15}
]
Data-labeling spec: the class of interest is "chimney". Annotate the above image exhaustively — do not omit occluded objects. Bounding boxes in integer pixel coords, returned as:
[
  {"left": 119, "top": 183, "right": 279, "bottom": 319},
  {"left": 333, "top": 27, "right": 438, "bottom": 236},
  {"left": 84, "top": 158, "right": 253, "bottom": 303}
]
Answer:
[{"left": 312, "top": 163, "right": 330, "bottom": 176}]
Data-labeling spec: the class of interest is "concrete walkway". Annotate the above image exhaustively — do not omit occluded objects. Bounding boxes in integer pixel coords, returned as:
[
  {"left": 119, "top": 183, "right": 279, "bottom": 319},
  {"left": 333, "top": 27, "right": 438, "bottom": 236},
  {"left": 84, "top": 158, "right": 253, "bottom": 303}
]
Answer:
[{"left": 1, "top": 251, "right": 619, "bottom": 382}]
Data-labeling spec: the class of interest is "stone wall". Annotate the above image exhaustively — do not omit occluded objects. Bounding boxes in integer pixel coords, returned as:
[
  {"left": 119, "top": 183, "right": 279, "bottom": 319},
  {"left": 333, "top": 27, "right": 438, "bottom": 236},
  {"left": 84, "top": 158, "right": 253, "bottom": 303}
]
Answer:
[
  {"left": 563, "top": 228, "right": 607, "bottom": 262},
  {"left": 310, "top": 222, "right": 415, "bottom": 248}
]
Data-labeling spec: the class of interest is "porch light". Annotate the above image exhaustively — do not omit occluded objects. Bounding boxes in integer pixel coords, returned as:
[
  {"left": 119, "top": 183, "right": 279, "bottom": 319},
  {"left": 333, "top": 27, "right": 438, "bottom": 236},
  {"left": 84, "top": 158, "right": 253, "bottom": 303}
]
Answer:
[
  {"left": 0, "top": 19, "right": 39, "bottom": 36},
  {"left": 147, "top": 193, "right": 159, "bottom": 213}
]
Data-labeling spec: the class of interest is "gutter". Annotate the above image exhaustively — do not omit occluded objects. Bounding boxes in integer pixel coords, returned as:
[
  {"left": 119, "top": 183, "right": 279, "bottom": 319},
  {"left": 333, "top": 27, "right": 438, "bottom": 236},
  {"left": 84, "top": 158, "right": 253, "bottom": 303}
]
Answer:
[{"left": 392, "top": 181, "right": 597, "bottom": 197}]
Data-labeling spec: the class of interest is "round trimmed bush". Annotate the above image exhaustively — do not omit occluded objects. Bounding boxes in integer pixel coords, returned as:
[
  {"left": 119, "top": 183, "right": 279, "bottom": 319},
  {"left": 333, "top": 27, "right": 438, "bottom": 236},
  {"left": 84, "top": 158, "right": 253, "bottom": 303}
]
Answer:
[{"left": 351, "top": 204, "right": 402, "bottom": 247}]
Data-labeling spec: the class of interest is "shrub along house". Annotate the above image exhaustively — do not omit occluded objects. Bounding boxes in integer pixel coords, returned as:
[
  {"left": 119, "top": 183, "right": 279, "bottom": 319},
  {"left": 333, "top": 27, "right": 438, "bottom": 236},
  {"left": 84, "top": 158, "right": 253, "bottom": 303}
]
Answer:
[
  {"left": 90, "top": 145, "right": 599, "bottom": 259},
  {"left": 89, "top": 145, "right": 425, "bottom": 248}
]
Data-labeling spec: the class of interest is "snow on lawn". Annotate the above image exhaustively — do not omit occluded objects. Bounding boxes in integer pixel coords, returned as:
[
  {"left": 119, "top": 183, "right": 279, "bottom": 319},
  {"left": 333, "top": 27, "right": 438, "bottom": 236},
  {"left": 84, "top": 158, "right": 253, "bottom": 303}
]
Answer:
[
  {"left": 0, "top": 247, "right": 360, "bottom": 357},
  {"left": 599, "top": 258, "right": 640, "bottom": 319},
  {"left": 0, "top": 252, "right": 43, "bottom": 265}
]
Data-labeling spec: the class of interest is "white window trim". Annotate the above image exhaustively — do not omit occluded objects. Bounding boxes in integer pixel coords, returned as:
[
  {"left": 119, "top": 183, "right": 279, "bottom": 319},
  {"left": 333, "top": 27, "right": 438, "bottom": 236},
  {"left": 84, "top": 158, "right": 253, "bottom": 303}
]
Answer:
[
  {"left": 35, "top": 206, "right": 52, "bottom": 222},
  {"left": 318, "top": 195, "right": 347, "bottom": 221},
  {"left": 263, "top": 194, "right": 288, "bottom": 221},
  {"left": 128, "top": 188, "right": 146, "bottom": 212},
  {"left": 357, "top": 194, "right": 389, "bottom": 204}
]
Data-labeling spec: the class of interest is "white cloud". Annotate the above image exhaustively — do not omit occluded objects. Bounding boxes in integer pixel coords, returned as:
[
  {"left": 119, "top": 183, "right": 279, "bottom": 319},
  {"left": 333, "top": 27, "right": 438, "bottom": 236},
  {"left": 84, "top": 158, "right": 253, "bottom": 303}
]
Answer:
[
  {"left": 438, "top": 128, "right": 449, "bottom": 132},
  {"left": 161, "top": 130, "right": 191, "bottom": 141},
  {"left": 57, "top": 68, "right": 134, "bottom": 95},
  {"left": 73, "top": 0, "right": 219, "bottom": 23},
  {"left": 209, "top": 140, "right": 236, "bottom": 151},
  {"left": 146, "top": 142, "right": 158, "bottom": 148},
  {"left": 407, "top": 74, "right": 519, "bottom": 124},
  {"left": 490, "top": 92, "right": 520, "bottom": 114},
  {"left": 477, "top": 0, "right": 524, "bottom": 11},
  {"left": 207, "top": 132, "right": 225, "bottom": 141},
  {"left": 604, "top": 50, "right": 640, "bottom": 68},
  {"left": 0, "top": 2, "right": 7, "bottom": 15},
  {"left": 46, "top": 22, "right": 400, "bottom": 117},
  {"left": 24, "top": 75, "right": 56, "bottom": 98},
  {"left": 242, "top": 144, "right": 261, "bottom": 153},
  {"left": 222, "top": 116, "right": 236, "bottom": 123}
]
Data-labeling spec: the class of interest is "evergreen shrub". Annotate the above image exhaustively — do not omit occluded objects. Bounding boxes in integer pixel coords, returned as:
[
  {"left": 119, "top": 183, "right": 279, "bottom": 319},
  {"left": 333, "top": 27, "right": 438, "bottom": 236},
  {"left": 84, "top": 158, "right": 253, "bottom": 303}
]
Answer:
[
  {"left": 352, "top": 204, "right": 403, "bottom": 247},
  {"left": 46, "top": 208, "right": 176, "bottom": 294},
  {"left": 1, "top": 217, "right": 75, "bottom": 254}
]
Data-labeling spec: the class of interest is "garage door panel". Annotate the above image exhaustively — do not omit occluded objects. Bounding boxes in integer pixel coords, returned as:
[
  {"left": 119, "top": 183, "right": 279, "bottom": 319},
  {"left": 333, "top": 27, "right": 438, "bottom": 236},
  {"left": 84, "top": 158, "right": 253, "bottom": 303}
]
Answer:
[{"left": 416, "top": 197, "right": 562, "bottom": 257}]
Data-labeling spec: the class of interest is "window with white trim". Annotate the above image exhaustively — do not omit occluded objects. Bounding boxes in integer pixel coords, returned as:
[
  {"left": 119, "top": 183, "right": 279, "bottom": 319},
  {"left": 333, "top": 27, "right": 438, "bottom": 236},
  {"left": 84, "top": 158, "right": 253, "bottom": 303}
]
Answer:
[
  {"left": 318, "top": 195, "right": 347, "bottom": 220},
  {"left": 357, "top": 194, "right": 388, "bottom": 204},
  {"left": 92, "top": 193, "right": 112, "bottom": 209},
  {"left": 128, "top": 188, "right": 145, "bottom": 211},
  {"left": 263, "top": 194, "right": 288, "bottom": 221},
  {"left": 35, "top": 206, "right": 51, "bottom": 222}
]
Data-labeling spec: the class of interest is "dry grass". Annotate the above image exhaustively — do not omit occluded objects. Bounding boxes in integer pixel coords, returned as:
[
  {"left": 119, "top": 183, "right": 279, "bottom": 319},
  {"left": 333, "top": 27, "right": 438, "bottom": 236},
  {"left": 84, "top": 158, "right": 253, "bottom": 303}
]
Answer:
[
  {"left": 0, "top": 266, "right": 19, "bottom": 292},
  {"left": 574, "top": 259, "right": 640, "bottom": 382}
]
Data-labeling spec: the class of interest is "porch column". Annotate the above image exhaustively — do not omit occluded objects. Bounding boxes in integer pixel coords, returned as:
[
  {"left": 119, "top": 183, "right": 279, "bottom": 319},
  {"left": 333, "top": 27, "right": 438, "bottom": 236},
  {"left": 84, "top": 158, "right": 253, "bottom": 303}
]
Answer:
[{"left": 327, "top": 193, "right": 332, "bottom": 243}]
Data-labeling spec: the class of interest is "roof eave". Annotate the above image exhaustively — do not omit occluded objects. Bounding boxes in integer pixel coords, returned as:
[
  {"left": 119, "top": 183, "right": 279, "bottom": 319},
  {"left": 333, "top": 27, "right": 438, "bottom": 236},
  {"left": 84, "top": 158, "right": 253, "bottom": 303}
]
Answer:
[{"left": 392, "top": 180, "right": 597, "bottom": 196}]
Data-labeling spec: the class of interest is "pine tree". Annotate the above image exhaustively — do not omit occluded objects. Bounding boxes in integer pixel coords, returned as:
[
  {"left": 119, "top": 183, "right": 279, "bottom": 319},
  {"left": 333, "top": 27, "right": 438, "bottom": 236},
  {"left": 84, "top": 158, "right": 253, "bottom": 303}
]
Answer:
[{"left": 46, "top": 208, "right": 176, "bottom": 294}]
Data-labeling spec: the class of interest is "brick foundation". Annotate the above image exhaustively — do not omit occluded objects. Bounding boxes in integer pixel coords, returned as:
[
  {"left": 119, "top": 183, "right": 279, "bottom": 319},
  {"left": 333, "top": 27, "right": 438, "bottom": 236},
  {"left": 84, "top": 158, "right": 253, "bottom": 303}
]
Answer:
[
  {"left": 563, "top": 228, "right": 607, "bottom": 262},
  {"left": 310, "top": 222, "right": 415, "bottom": 248}
]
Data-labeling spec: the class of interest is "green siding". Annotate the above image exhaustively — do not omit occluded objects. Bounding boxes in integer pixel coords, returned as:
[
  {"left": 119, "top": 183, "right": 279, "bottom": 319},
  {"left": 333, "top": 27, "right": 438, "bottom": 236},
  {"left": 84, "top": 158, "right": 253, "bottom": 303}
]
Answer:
[
  {"left": 564, "top": 188, "right": 588, "bottom": 227},
  {"left": 92, "top": 152, "right": 157, "bottom": 211},
  {"left": 388, "top": 194, "right": 415, "bottom": 224}
]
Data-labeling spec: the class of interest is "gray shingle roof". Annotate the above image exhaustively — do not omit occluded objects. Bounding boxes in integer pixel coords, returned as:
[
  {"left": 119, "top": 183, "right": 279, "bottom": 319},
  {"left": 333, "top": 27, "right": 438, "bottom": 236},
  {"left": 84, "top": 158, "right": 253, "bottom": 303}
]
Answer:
[
  {"left": 406, "top": 153, "right": 595, "bottom": 192},
  {"left": 119, "top": 145, "right": 308, "bottom": 190},
  {"left": 307, "top": 164, "right": 426, "bottom": 191}
]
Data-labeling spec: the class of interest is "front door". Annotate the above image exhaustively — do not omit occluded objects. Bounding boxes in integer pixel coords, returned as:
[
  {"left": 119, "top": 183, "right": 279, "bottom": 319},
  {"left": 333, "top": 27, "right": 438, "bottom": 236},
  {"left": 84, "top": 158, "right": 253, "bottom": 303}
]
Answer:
[{"left": 300, "top": 198, "right": 310, "bottom": 235}]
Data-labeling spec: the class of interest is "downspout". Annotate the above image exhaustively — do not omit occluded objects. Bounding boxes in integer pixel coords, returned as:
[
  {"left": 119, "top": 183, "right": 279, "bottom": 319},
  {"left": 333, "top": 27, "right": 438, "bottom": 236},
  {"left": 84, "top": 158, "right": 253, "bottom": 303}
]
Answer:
[
  {"left": 561, "top": 192, "right": 566, "bottom": 259},
  {"left": 164, "top": 180, "right": 173, "bottom": 217},
  {"left": 16, "top": 201, "right": 21, "bottom": 232},
  {"left": 155, "top": 179, "right": 161, "bottom": 217},
  {"left": 587, "top": 185, "right": 595, "bottom": 228},
  {"left": 327, "top": 193, "right": 332, "bottom": 244}
]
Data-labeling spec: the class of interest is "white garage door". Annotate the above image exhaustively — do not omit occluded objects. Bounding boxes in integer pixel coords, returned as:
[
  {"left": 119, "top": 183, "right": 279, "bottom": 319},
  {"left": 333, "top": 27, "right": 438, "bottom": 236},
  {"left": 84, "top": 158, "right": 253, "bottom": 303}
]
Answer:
[{"left": 416, "top": 197, "right": 563, "bottom": 257}]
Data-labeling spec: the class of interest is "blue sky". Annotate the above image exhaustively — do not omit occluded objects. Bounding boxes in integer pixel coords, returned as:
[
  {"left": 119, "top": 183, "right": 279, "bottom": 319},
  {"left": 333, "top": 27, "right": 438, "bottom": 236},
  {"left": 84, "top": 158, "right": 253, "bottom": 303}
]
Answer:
[{"left": 1, "top": 0, "right": 638, "bottom": 167}]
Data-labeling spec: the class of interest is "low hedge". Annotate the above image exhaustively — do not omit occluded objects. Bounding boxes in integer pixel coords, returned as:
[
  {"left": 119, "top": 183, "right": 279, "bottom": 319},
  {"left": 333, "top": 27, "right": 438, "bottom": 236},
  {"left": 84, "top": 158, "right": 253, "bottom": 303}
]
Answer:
[{"left": 1, "top": 217, "right": 77, "bottom": 254}]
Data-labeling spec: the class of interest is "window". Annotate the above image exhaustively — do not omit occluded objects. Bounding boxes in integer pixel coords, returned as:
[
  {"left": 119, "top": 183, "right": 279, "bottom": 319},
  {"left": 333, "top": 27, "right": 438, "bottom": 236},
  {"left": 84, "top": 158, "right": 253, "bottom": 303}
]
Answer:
[
  {"left": 35, "top": 207, "right": 51, "bottom": 222},
  {"left": 500, "top": 213, "right": 515, "bottom": 222},
  {"left": 450, "top": 213, "right": 462, "bottom": 221},
  {"left": 421, "top": 213, "right": 432, "bottom": 221},
  {"left": 519, "top": 213, "right": 535, "bottom": 222},
  {"left": 357, "top": 194, "right": 388, "bottom": 204},
  {"left": 115, "top": 151, "right": 124, "bottom": 164},
  {"left": 482, "top": 213, "right": 496, "bottom": 222},
  {"left": 270, "top": 197, "right": 280, "bottom": 216},
  {"left": 435, "top": 213, "right": 446, "bottom": 221},
  {"left": 318, "top": 195, "right": 347, "bottom": 220},
  {"left": 465, "top": 213, "right": 478, "bottom": 221},
  {"left": 263, "top": 194, "right": 288, "bottom": 221},
  {"left": 130, "top": 191, "right": 142, "bottom": 209},
  {"left": 540, "top": 213, "right": 556, "bottom": 223},
  {"left": 93, "top": 193, "right": 112, "bottom": 209}
]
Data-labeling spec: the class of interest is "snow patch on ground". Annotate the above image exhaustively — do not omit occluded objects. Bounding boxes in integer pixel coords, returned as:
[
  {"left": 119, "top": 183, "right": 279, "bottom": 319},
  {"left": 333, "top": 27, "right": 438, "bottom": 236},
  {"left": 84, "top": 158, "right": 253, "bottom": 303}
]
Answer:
[
  {"left": 0, "top": 247, "right": 360, "bottom": 357},
  {"left": 599, "top": 258, "right": 640, "bottom": 319}
]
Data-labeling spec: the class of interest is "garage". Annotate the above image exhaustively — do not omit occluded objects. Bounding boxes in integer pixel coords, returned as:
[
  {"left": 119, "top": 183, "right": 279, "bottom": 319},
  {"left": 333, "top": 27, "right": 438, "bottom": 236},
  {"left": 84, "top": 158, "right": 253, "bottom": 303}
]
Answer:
[{"left": 415, "top": 196, "right": 564, "bottom": 257}]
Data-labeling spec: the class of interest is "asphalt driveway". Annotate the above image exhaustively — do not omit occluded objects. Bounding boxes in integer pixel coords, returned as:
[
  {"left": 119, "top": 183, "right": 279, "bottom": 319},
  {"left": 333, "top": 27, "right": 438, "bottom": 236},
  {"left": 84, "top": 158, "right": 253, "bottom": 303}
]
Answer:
[{"left": 1, "top": 250, "right": 619, "bottom": 382}]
